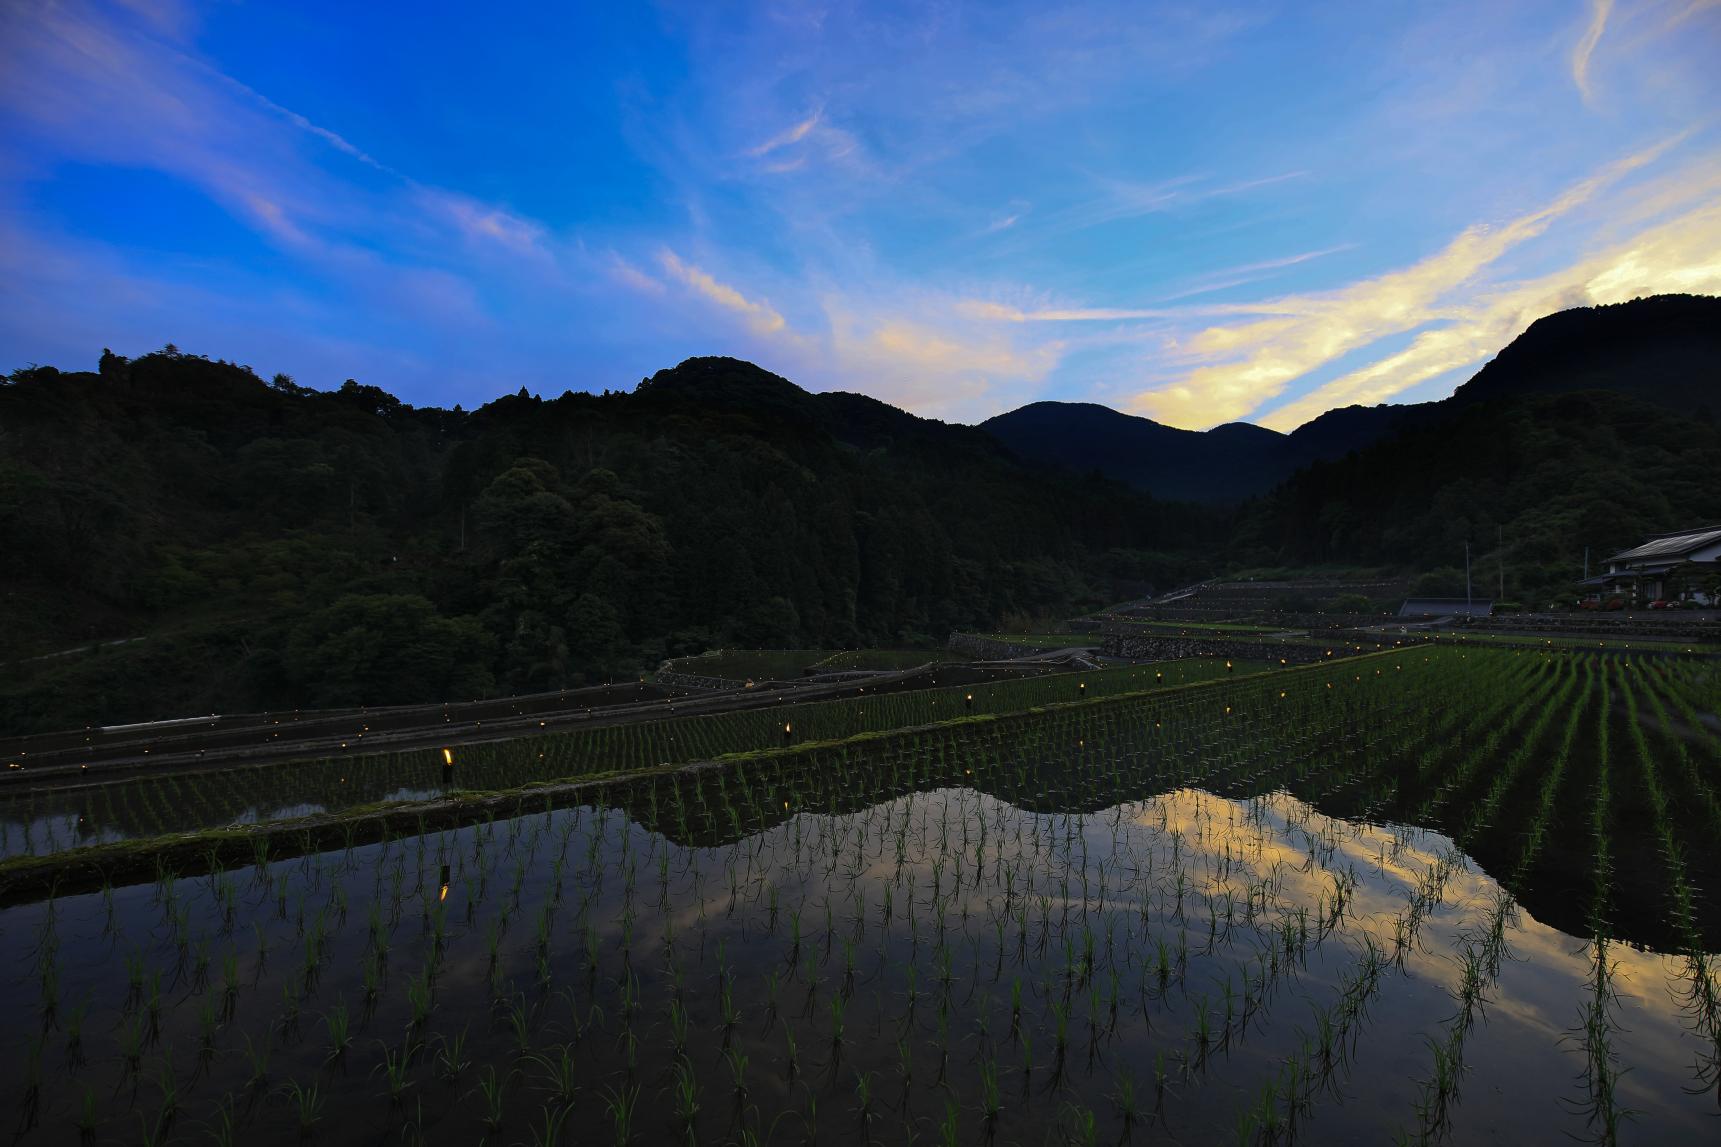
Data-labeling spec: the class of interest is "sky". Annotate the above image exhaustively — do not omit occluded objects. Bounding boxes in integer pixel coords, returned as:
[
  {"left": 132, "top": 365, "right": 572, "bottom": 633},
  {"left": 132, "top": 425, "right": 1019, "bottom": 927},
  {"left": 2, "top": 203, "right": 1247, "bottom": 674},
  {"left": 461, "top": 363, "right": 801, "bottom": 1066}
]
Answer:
[{"left": 1, "top": 1, "right": 1718, "bottom": 431}]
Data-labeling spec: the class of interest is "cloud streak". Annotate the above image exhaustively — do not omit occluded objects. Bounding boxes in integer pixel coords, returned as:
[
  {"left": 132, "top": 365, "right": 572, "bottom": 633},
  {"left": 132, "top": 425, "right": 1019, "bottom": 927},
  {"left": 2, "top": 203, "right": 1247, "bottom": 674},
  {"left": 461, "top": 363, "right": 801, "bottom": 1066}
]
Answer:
[
  {"left": 1121, "top": 137, "right": 1685, "bottom": 429},
  {"left": 1255, "top": 195, "right": 1721, "bottom": 430},
  {"left": 747, "top": 110, "right": 822, "bottom": 158},
  {"left": 1572, "top": 0, "right": 1613, "bottom": 105},
  {"left": 657, "top": 250, "right": 787, "bottom": 334}
]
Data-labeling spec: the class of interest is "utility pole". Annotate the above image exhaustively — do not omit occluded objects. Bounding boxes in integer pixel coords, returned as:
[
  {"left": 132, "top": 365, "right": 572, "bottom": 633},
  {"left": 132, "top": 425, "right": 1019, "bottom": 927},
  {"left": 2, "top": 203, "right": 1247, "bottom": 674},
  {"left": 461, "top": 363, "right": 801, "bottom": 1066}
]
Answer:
[
  {"left": 1465, "top": 541, "right": 1472, "bottom": 612},
  {"left": 1584, "top": 546, "right": 1590, "bottom": 581}
]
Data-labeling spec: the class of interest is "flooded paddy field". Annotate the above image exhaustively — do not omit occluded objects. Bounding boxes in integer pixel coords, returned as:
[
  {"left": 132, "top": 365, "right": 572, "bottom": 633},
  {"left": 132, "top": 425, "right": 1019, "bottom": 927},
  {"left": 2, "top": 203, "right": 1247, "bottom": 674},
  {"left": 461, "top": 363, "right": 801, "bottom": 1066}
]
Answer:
[
  {"left": 2, "top": 647, "right": 1719, "bottom": 1145},
  {"left": 0, "top": 658, "right": 1256, "bottom": 857}
]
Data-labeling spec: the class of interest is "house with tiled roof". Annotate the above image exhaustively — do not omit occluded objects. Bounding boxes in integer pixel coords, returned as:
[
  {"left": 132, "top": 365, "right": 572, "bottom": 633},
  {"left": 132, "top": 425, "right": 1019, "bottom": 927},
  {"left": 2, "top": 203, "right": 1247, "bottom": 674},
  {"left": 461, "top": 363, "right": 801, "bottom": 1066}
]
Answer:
[{"left": 1586, "top": 526, "right": 1721, "bottom": 605}]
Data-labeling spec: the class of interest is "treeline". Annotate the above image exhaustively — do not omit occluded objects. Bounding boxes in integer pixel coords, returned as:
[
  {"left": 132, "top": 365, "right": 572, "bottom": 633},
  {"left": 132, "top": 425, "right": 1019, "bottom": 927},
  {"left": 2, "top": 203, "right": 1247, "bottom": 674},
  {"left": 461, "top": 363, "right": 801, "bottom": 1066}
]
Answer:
[
  {"left": 6, "top": 326, "right": 1714, "bottom": 733},
  {"left": 0, "top": 351, "right": 1218, "bottom": 731},
  {"left": 1235, "top": 389, "right": 1721, "bottom": 601}
]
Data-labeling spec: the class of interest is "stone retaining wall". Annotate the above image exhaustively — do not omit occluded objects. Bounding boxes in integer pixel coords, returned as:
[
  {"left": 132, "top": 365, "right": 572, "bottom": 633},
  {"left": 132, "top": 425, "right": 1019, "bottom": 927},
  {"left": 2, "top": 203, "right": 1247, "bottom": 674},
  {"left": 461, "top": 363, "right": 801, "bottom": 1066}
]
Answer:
[
  {"left": 654, "top": 670, "right": 744, "bottom": 691},
  {"left": 947, "top": 634, "right": 1044, "bottom": 659},
  {"left": 1100, "top": 634, "right": 1329, "bottom": 664}
]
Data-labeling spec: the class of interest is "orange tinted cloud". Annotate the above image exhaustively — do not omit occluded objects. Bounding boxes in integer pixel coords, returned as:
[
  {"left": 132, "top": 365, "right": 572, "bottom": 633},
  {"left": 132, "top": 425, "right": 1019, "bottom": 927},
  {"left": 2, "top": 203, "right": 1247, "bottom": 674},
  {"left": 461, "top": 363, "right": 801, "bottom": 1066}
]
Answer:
[{"left": 1124, "top": 138, "right": 1683, "bottom": 429}]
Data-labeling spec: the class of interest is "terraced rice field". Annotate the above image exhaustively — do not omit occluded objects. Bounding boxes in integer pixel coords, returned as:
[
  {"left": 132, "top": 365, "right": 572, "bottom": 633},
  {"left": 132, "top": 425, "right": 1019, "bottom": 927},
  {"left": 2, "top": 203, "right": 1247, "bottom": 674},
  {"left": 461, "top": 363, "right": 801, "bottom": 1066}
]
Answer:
[
  {"left": 1, "top": 647, "right": 1718, "bottom": 1145},
  {"left": 1417, "top": 630, "right": 1714, "bottom": 654},
  {"left": 0, "top": 657, "right": 1256, "bottom": 858}
]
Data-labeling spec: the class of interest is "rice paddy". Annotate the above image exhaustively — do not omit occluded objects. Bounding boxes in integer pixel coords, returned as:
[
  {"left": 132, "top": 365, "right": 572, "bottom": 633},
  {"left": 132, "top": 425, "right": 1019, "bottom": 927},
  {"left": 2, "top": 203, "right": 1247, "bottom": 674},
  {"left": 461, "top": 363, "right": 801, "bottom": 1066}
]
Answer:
[
  {"left": 2, "top": 646, "right": 1719, "bottom": 1145},
  {"left": 0, "top": 657, "right": 1257, "bottom": 858}
]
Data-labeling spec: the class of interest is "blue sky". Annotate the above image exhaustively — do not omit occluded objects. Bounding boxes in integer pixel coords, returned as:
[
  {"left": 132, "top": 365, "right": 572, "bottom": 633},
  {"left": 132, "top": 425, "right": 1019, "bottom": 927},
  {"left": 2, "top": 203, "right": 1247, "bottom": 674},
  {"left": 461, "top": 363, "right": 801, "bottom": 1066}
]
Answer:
[{"left": 1, "top": 1, "right": 1717, "bottom": 429}]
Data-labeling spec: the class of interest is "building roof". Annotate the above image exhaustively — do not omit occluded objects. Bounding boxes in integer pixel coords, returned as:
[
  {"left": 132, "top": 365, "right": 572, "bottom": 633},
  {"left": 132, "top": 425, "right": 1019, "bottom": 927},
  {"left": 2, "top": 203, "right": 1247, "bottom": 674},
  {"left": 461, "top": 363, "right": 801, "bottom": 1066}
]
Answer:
[{"left": 1606, "top": 526, "right": 1721, "bottom": 564}]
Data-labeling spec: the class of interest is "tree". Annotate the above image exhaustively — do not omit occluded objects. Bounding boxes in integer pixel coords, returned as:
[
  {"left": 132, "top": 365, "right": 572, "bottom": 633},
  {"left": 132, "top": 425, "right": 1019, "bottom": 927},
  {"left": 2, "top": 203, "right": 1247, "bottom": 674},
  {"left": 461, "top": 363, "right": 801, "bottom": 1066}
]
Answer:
[
  {"left": 283, "top": 594, "right": 494, "bottom": 706},
  {"left": 473, "top": 458, "right": 576, "bottom": 555},
  {"left": 566, "top": 593, "right": 629, "bottom": 681}
]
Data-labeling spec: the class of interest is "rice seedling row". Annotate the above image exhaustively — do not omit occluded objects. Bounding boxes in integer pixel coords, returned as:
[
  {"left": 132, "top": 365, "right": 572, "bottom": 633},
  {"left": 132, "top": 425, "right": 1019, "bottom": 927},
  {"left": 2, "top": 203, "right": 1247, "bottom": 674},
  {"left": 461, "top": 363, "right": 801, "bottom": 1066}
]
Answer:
[
  {"left": 0, "top": 657, "right": 1264, "bottom": 858},
  {"left": 2, "top": 647, "right": 1717, "bottom": 1145}
]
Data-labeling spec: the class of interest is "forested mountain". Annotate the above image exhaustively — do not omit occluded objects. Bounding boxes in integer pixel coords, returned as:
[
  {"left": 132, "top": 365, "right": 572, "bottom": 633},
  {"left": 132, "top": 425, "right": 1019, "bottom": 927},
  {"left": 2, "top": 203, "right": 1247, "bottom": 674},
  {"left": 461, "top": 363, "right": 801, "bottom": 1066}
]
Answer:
[
  {"left": 0, "top": 352, "right": 1214, "bottom": 731},
  {"left": 3, "top": 294, "right": 1715, "bottom": 732},
  {"left": 1445, "top": 293, "right": 1721, "bottom": 415},
  {"left": 1235, "top": 389, "right": 1721, "bottom": 599},
  {"left": 1228, "top": 294, "right": 1721, "bottom": 596},
  {"left": 981, "top": 294, "right": 1721, "bottom": 502},
  {"left": 979, "top": 403, "right": 1309, "bottom": 504}
]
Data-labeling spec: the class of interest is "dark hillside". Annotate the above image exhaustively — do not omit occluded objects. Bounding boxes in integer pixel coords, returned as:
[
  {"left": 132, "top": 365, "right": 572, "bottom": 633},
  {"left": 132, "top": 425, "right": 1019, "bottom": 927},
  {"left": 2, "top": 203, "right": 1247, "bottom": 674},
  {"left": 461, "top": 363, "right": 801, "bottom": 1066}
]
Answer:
[
  {"left": 980, "top": 401, "right": 1301, "bottom": 504},
  {"left": 0, "top": 351, "right": 1212, "bottom": 732},
  {"left": 1237, "top": 389, "right": 1721, "bottom": 599},
  {"left": 1447, "top": 294, "right": 1721, "bottom": 415},
  {"left": 980, "top": 294, "right": 1720, "bottom": 502}
]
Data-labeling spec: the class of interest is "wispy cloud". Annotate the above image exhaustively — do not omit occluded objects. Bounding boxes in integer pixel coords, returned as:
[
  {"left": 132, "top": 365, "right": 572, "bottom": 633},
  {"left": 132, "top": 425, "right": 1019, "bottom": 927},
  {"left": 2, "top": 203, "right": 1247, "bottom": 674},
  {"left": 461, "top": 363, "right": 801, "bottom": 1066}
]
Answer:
[
  {"left": 603, "top": 252, "right": 665, "bottom": 295},
  {"left": 1154, "top": 245, "right": 1357, "bottom": 302},
  {"left": 423, "top": 191, "right": 547, "bottom": 257},
  {"left": 612, "top": 250, "right": 1063, "bottom": 418},
  {"left": 1665, "top": 0, "right": 1721, "bottom": 30},
  {"left": 746, "top": 109, "right": 822, "bottom": 158},
  {"left": 1122, "top": 137, "right": 1684, "bottom": 429},
  {"left": 1039, "top": 169, "right": 1309, "bottom": 236},
  {"left": 0, "top": 1, "right": 565, "bottom": 292},
  {"left": 1255, "top": 195, "right": 1721, "bottom": 430},
  {"left": 207, "top": 68, "right": 392, "bottom": 172},
  {"left": 738, "top": 104, "right": 861, "bottom": 178},
  {"left": 657, "top": 250, "right": 787, "bottom": 334},
  {"left": 958, "top": 246, "right": 1357, "bottom": 322},
  {"left": 4, "top": 0, "right": 1718, "bottom": 431},
  {"left": 818, "top": 299, "right": 1063, "bottom": 416},
  {"left": 1572, "top": 0, "right": 1613, "bottom": 106},
  {"left": 961, "top": 301, "right": 1189, "bottom": 323}
]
